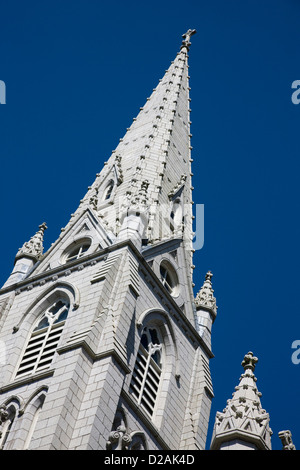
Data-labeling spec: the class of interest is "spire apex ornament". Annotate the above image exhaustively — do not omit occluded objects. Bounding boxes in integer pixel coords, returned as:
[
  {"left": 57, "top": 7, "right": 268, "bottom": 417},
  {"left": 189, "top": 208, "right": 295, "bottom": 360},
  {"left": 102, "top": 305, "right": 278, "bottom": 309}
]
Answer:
[
  {"left": 242, "top": 351, "right": 258, "bottom": 372},
  {"left": 181, "top": 29, "right": 196, "bottom": 50}
]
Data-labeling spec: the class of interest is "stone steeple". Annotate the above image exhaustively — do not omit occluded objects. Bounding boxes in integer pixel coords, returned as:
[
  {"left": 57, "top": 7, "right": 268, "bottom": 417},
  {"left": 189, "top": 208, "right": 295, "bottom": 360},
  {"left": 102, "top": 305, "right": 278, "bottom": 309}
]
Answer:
[
  {"left": 58, "top": 30, "right": 196, "bottom": 263},
  {"left": 210, "top": 352, "right": 273, "bottom": 450}
]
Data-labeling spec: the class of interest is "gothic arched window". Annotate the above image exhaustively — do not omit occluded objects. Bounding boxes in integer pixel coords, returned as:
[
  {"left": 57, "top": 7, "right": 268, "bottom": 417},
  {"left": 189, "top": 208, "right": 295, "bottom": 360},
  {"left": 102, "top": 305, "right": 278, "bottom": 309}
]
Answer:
[
  {"left": 15, "top": 300, "right": 69, "bottom": 379},
  {"left": 129, "top": 327, "right": 162, "bottom": 417},
  {"left": 23, "top": 391, "right": 46, "bottom": 450}
]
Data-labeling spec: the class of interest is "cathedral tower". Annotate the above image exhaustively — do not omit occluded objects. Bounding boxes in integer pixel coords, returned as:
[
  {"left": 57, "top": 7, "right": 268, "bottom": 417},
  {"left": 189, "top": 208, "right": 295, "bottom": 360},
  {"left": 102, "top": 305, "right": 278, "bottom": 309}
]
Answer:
[{"left": 0, "top": 31, "right": 217, "bottom": 450}]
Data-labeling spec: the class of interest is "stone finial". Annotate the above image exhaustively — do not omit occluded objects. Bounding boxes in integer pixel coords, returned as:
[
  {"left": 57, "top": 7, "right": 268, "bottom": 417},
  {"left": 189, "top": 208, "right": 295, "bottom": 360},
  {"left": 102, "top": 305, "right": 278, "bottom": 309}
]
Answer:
[
  {"left": 15, "top": 222, "right": 47, "bottom": 263},
  {"left": 241, "top": 351, "right": 258, "bottom": 372},
  {"left": 181, "top": 29, "right": 196, "bottom": 50},
  {"left": 278, "top": 430, "right": 296, "bottom": 450},
  {"left": 194, "top": 271, "right": 217, "bottom": 316}
]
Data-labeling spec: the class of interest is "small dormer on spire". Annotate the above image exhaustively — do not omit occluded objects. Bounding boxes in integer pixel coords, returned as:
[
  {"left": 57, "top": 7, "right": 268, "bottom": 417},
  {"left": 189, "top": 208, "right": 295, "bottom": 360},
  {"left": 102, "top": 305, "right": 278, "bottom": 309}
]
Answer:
[{"left": 15, "top": 223, "right": 48, "bottom": 263}]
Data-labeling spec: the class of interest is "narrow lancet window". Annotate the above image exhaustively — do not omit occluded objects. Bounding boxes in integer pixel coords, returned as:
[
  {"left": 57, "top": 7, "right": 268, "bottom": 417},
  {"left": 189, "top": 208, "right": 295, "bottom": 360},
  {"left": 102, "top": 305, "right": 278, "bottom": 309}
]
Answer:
[{"left": 103, "top": 180, "right": 114, "bottom": 201}]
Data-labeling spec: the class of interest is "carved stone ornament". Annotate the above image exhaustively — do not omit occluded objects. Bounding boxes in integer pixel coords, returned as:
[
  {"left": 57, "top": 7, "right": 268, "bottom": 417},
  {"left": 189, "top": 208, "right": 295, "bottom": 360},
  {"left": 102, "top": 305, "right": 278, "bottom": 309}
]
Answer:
[
  {"left": 242, "top": 351, "right": 258, "bottom": 372},
  {"left": 89, "top": 187, "right": 99, "bottom": 210},
  {"left": 0, "top": 405, "right": 8, "bottom": 425},
  {"left": 106, "top": 425, "right": 132, "bottom": 450},
  {"left": 121, "top": 180, "right": 150, "bottom": 217},
  {"left": 278, "top": 430, "right": 296, "bottom": 450}
]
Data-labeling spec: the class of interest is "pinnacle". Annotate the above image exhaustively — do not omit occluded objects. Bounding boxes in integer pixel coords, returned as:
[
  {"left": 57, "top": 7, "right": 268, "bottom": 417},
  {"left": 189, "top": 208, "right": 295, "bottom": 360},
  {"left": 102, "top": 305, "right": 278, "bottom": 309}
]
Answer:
[
  {"left": 194, "top": 271, "right": 217, "bottom": 316},
  {"left": 210, "top": 350, "right": 273, "bottom": 450},
  {"left": 15, "top": 222, "right": 47, "bottom": 262}
]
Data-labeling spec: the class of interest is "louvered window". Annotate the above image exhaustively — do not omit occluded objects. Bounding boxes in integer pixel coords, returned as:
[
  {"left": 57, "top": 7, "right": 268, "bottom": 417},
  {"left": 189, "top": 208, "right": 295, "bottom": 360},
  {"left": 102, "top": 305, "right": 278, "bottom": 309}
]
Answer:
[
  {"left": 129, "top": 327, "right": 162, "bottom": 416},
  {"left": 16, "top": 300, "right": 69, "bottom": 379}
]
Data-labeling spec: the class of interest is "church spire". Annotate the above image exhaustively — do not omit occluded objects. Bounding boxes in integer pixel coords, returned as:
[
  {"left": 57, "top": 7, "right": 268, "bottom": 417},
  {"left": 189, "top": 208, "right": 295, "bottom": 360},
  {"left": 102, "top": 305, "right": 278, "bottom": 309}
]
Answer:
[
  {"left": 62, "top": 30, "right": 196, "bottom": 257},
  {"left": 210, "top": 352, "right": 273, "bottom": 450}
]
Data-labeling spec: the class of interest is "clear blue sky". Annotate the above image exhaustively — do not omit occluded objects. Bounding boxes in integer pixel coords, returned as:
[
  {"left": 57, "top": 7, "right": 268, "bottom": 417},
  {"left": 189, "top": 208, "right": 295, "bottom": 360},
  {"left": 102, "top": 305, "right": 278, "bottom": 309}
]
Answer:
[{"left": 0, "top": 0, "right": 299, "bottom": 450}]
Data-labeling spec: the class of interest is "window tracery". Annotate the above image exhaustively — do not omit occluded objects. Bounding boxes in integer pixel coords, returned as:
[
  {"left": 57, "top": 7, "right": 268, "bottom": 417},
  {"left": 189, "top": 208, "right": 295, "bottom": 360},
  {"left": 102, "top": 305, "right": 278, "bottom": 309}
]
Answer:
[
  {"left": 64, "top": 242, "right": 91, "bottom": 263},
  {"left": 15, "top": 299, "right": 69, "bottom": 379}
]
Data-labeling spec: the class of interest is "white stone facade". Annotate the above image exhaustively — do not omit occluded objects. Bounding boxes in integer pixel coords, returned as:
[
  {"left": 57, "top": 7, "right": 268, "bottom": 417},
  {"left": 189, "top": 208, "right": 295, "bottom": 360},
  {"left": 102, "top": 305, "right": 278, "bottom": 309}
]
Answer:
[{"left": 0, "top": 235, "right": 213, "bottom": 449}]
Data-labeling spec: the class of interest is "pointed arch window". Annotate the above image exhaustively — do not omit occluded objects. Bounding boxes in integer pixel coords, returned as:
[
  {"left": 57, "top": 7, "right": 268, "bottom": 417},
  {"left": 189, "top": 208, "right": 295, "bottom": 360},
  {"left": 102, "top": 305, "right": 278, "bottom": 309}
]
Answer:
[
  {"left": 102, "top": 180, "right": 115, "bottom": 201},
  {"left": 129, "top": 327, "right": 162, "bottom": 417},
  {"left": 23, "top": 391, "right": 46, "bottom": 450},
  {"left": 15, "top": 300, "right": 69, "bottom": 379}
]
